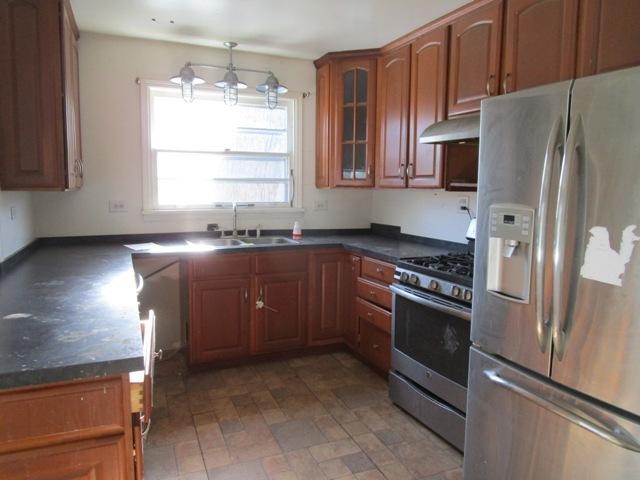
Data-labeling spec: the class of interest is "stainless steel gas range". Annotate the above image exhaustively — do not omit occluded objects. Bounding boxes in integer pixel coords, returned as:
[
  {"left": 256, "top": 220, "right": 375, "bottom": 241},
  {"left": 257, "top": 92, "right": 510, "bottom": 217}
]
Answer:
[{"left": 389, "top": 252, "right": 473, "bottom": 451}]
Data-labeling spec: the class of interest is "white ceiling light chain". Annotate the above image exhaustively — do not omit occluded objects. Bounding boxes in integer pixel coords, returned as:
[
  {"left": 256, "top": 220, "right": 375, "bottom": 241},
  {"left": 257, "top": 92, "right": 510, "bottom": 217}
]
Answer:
[{"left": 170, "top": 41, "right": 288, "bottom": 108}]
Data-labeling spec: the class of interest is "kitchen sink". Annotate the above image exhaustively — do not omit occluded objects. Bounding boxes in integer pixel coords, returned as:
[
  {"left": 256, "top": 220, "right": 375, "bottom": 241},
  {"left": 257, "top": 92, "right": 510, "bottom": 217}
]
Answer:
[
  {"left": 239, "top": 236, "right": 299, "bottom": 245},
  {"left": 186, "top": 238, "right": 246, "bottom": 247}
]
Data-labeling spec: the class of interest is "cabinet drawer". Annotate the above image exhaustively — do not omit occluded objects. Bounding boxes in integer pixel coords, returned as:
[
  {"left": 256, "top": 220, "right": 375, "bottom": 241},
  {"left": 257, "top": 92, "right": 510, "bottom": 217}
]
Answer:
[
  {"left": 359, "top": 319, "right": 391, "bottom": 372},
  {"left": 255, "top": 251, "right": 308, "bottom": 274},
  {"left": 356, "top": 298, "right": 391, "bottom": 334},
  {"left": 357, "top": 277, "right": 392, "bottom": 309},
  {"left": 191, "top": 254, "right": 251, "bottom": 280},
  {"left": 361, "top": 257, "right": 395, "bottom": 284}
]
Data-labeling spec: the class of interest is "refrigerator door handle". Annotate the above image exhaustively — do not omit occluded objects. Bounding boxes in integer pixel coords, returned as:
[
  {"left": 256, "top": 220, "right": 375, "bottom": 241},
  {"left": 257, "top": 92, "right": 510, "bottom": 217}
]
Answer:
[
  {"left": 485, "top": 369, "right": 640, "bottom": 452},
  {"left": 552, "top": 115, "right": 585, "bottom": 359},
  {"left": 535, "top": 117, "right": 563, "bottom": 353}
]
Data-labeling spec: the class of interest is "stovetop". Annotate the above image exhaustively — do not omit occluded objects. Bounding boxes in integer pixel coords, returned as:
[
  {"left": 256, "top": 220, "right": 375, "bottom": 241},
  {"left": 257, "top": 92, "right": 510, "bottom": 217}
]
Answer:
[{"left": 397, "top": 252, "right": 474, "bottom": 288}]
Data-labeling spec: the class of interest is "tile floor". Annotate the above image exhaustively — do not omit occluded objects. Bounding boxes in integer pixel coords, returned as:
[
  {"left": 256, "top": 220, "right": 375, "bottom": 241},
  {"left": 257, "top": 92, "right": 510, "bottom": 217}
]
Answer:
[{"left": 145, "top": 351, "right": 463, "bottom": 480}]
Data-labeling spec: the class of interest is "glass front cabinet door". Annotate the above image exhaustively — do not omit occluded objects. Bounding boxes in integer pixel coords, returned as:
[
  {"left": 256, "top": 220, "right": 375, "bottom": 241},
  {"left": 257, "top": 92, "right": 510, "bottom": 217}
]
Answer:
[{"left": 331, "top": 58, "right": 376, "bottom": 187}]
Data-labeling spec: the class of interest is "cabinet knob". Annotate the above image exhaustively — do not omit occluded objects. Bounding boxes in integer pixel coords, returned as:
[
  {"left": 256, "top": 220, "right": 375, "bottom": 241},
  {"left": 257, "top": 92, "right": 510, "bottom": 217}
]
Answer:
[
  {"left": 502, "top": 73, "right": 512, "bottom": 94},
  {"left": 372, "top": 344, "right": 379, "bottom": 350},
  {"left": 369, "top": 291, "right": 376, "bottom": 297},
  {"left": 486, "top": 74, "right": 495, "bottom": 96},
  {"left": 376, "top": 267, "right": 383, "bottom": 273}
]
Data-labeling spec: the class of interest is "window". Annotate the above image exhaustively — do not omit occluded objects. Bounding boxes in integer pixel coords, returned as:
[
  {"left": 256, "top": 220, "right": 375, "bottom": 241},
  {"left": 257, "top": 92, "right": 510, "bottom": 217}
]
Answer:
[{"left": 141, "top": 82, "right": 300, "bottom": 211}]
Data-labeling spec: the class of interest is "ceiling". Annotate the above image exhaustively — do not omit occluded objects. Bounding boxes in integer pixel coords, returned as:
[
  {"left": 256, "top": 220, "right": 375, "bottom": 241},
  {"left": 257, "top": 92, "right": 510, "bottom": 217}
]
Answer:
[{"left": 70, "top": 0, "right": 471, "bottom": 60}]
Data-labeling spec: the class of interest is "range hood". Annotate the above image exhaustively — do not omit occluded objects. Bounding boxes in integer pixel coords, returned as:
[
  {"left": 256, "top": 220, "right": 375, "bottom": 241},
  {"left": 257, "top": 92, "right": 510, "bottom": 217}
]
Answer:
[{"left": 419, "top": 113, "right": 480, "bottom": 144}]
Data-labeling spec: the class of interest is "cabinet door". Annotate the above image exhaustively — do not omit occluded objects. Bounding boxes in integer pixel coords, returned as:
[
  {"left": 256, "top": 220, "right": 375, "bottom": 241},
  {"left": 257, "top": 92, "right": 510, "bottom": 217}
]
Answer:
[
  {"left": 62, "top": 0, "right": 83, "bottom": 190},
  {"left": 254, "top": 272, "right": 307, "bottom": 354},
  {"left": 189, "top": 277, "right": 250, "bottom": 364},
  {"left": 0, "top": 0, "right": 65, "bottom": 189},
  {"left": 331, "top": 58, "right": 376, "bottom": 187},
  {"left": 448, "top": 0, "right": 503, "bottom": 116},
  {"left": 408, "top": 26, "right": 448, "bottom": 188},
  {"left": 342, "top": 255, "right": 361, "bottom": 349},
  {"left": 0, "top": 436, "right": 131, "bottom": 479},
  {"left": 577, "top": 0, "right": 640, "bottom": 77},
  {"left": 501, "top": 0, "right": 578, "bottom": 94},
  {"left": 309, "top": 252, "right": 344, "bottom": 344},
  {"left": 315, "top": 62, "right": 331, "bottom": 188},
  {"left": 376, "top": 44, "right": 411, "bottom": 188}
]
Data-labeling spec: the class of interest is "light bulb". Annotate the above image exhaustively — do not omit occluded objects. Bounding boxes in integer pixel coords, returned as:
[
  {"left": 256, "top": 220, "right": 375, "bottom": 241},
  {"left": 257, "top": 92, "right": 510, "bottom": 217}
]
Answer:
[
  {"left": 266, "top": 89, "right": 278, "bottom": 110},
  {"left": 181, "top": 81, "right": 194, "bottom": 102},
  {"left": 224, "top": 84, "right": 238, "bottom": 106}
]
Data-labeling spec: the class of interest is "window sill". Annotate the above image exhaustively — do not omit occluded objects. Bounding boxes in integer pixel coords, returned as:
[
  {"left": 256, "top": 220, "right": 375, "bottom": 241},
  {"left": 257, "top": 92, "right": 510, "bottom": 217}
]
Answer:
[{"left": 142, "top": 207, "right": 306, "bottom": 221}]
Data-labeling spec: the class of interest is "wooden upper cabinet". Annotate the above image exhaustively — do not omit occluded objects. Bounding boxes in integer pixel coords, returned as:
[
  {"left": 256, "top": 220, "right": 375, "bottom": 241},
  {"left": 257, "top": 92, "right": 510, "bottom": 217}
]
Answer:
[
  {"left": 448, "top": 0, "right": 504, "bottom": 116},
  {"left": 0, "top": 0, "right": 82, "bottom": 190},
  {"left": 331, "top": 58, "right": 377, "bottom": 187},
  {"left": 254, "top": 272, "right": 307, "bottom": 354},
  {"left": 376, "top": 44, "right": 411, "bottom": 188},
  {"left": 189, "top": 277, "right": 250, "bottom": 364},
  {"left": 501, "top": 0, "right": 578, "bottom": 93},
  {"left": 315, "top": 62, "right": 331, "bottom": 188},
  {"left": 408, "top": 26, "right": 448, "bottom": 188},
  {"left": 62, "top": 0, "right": 83, "bottom": 189},
  {"left": 577, "top": 0, "right": 640, "bottom": 77}
]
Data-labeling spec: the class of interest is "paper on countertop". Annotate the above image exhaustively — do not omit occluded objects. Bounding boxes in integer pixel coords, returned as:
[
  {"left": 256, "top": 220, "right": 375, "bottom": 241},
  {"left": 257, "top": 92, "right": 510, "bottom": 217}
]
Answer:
[{"left": 124, "top": 242, "right": 160, "bottom": 251}]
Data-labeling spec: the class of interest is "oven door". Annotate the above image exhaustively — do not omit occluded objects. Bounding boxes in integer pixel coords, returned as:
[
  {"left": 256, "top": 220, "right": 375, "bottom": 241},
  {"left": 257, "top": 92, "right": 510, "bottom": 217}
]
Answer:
[{"left": 390, "top": 284, "right": 471, "bottom": 412}]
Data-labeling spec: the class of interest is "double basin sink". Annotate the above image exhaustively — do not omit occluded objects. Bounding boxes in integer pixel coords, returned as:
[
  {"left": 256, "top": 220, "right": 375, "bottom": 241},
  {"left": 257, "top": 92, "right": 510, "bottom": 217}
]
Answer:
[{"left": 186, "top": 236, "right": 298, "bottom": 250}]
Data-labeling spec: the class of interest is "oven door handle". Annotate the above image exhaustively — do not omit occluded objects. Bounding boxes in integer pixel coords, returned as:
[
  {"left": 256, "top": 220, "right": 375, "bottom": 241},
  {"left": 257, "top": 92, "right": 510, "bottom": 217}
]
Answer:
[{"left": 390, "top": 284, "right": 471, "bottom": 321}]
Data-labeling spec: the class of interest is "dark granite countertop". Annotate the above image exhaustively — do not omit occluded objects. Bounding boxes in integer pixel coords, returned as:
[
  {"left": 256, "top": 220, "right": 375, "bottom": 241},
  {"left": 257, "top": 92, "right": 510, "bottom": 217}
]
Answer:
[
  {"left": 0, "top": 230, "right": 466, "bottom": 390},
  {"left": 133, "top": 233, "right": 465, "bottom": 264},
  {"left": 0, "top": 244, "right": 144, "bottom": 389}
]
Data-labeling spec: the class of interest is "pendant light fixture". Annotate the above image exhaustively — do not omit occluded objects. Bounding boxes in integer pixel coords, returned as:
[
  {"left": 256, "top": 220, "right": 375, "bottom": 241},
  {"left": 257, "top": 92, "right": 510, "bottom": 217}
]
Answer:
[
  {"left": 170, "top": 41, "right": 288, "bottom": 108},
  {"left": 256, "top": 73, "right": 288, "bottom": 110}
]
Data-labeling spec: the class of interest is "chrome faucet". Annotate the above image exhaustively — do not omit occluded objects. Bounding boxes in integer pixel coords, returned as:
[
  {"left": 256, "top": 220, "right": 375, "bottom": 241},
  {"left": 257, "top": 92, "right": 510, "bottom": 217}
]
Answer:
[{"left": 232, "top": 202, "right": 238, "bottom": 237}]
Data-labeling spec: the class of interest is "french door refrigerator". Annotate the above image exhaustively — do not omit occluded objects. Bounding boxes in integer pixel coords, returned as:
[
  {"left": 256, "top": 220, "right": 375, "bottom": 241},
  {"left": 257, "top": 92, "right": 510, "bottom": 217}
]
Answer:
[{"left": 465, "top": 66, "right": 640, "bottom": 479}]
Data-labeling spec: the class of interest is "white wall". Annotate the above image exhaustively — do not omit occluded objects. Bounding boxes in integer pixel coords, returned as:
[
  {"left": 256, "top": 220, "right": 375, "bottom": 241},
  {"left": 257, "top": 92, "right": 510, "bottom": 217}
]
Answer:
[
  {"left": 371, "top": 189, "right": 477, "bottom": 244},
  {"left": 0, "top": 191, "right": 35, "bottom": 260},
  {"left": 33, "top": 33, "right": 372, "bottom": 237}
]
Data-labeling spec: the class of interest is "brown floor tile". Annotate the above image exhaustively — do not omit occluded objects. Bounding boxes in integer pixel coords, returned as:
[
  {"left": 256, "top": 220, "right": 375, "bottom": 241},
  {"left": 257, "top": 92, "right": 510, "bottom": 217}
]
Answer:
[
  {"left": 270, "top": 418, "right": 328, "bottom": 452},
  {"left": 146, "top": 351, "right": 464, "bottom": 480}
]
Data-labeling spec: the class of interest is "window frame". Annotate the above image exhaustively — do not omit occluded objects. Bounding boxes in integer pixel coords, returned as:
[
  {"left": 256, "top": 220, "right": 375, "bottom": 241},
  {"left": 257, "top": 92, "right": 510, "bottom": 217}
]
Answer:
[{"left": 140, "top": 79, "right": 303, "bottom": 214}]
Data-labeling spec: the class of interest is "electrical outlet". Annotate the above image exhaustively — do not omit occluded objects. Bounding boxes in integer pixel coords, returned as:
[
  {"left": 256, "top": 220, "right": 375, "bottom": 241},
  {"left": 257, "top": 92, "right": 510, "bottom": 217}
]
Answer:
[
  {"left": 9, "top": 206, "right": 16, "bottom": 221},
  {"left": 457, "top": 196, "right": 470, "bottom": 214},
  {"left": 314, "top": 199, "right": 328, "bottom": 211},
  {"left": 109, "top": 200, "right": 127, "bottom": 213}
]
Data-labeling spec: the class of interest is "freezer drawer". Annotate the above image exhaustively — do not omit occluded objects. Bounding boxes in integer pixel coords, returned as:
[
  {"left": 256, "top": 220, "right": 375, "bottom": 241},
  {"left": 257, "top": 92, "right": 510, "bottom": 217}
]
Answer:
[{"left": 464, "top": 347, "right": 640, "bottom": 480}]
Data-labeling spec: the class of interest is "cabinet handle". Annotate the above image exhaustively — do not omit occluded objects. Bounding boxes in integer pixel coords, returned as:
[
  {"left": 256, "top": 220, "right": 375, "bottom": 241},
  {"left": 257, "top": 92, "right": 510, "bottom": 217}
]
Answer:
[
  {"left": 366, "top": 165, "right": 371, "bottom": 177},
  {"left": 486, "top": 74, "right": 495, "bottom": 96},
  {"left": 407, "top": 163, "right": 414, "bottom": 179},
  {"left": 367, "top": 312, "right": 373, "bottom": 318},
  {"left": 244, "top": 288, "right": 248, "bottom": 302},
  {"left": 502, "top": 73, "right": 511, "bottom": 94},
  {"left": 372, "top": 344, "right": 380, "bottom": 350},
  {"left": 369, "top": 291, "right": 376, "bottom": 297},
  {"left": 376, "top": 267, "right": 383, "bottom": 273},
  {"left": 398, "top": 164, "right": 405, "bottom": 179},
  {"left": 153, "top": 349, "right": 163, "bottom": 360}
]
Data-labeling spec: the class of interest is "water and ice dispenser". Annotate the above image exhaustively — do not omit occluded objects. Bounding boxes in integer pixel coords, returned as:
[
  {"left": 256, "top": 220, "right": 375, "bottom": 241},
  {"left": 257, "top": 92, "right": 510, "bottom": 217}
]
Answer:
[{"left": 486, "top": 204, "right": 535, "bottom": 303}]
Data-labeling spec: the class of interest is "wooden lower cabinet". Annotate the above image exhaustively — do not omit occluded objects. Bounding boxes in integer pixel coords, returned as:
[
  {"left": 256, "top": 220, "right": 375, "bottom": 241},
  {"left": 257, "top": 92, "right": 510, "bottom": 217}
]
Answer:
[
  {"left": 254, "top": 272, "right": 308, "bottom": 354},
  {"left": 189, "top": 277, "right": 251, "bottom": 363},
  {"left": 309, "top": 252, "right": 346, "bottom": 344},
  {"left": 342, "top": 255, "right": 361, "bottom": 349},
  {"left": 0, "top": 375, "right": 136, "bottom": 479},
  {"left": 358, "top": 319, "right": 391, "bottom": 373}
]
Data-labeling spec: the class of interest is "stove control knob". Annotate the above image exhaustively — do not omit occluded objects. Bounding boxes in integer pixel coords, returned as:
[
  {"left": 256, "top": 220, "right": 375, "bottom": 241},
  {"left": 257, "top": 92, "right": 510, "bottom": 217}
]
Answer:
[
  {"left": 463, "top": 289, "right": 473, "bottom": 302},
  {"left": 400, "top": 272, "right": 409, "bottom": 282},
  {"left": 409, "top": 274, "right": 420, "bottom": 286},
  {"left": 429, "top": 279, "right": 439, "bottom": 291},
  {"left": 451, "top": 286, "right": 461, "bottom": 297}
]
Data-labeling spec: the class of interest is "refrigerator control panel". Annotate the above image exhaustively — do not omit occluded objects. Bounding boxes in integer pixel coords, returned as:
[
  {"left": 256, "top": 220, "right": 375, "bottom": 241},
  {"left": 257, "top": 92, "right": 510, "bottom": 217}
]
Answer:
[{"left": 487, "top": 204, "right": 535, "bottom": 303}]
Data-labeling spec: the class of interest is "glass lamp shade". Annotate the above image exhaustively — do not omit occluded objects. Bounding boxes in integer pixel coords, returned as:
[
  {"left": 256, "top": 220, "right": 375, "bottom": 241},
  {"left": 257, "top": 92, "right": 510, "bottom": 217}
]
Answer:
[{"left": 170, "top": 65, "right": 205, "bottom": 102}]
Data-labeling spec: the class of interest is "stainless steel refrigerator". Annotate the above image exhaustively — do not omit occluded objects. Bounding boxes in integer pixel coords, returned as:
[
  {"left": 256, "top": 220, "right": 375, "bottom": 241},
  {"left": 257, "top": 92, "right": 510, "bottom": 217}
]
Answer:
[{"left": 465, "top": 66, "right": 640, "bottom": 479}]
